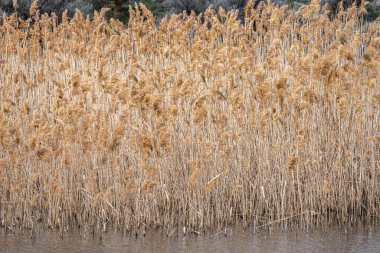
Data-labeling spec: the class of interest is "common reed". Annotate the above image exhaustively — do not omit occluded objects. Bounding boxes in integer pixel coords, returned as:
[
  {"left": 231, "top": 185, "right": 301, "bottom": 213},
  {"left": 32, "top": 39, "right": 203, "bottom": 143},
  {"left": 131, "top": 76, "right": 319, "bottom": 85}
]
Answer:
[{"left": 0, "top": 1, "right": 379, "bottom": 235}]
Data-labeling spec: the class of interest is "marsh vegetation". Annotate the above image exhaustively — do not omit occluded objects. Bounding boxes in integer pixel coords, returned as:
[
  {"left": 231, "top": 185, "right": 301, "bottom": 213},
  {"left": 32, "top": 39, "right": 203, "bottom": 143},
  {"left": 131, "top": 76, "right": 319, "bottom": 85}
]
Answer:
[{"left": 0, "top": 0, "right": 379, "bottom": 235}]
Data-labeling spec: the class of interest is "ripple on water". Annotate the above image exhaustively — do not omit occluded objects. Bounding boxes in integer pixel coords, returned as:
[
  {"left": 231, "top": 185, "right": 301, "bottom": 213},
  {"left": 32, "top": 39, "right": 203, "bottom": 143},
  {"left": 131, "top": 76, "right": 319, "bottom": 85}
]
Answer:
[{"left": 0, "top": 226, "right": 379, "bottom": 253}]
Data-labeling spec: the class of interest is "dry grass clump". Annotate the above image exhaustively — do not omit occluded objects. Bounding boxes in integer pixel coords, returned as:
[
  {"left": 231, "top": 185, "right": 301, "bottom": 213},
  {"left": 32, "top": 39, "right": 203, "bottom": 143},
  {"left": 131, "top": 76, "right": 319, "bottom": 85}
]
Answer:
[{"left": 0, "top": 1, "right": 379, "bottom": 235}]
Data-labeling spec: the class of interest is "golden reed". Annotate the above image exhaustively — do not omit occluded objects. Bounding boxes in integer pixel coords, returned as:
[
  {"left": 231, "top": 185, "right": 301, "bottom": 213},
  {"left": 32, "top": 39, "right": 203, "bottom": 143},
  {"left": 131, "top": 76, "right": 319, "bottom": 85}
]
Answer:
[{"left": 0, "top": 1, "right": 379, "bottom": 234}]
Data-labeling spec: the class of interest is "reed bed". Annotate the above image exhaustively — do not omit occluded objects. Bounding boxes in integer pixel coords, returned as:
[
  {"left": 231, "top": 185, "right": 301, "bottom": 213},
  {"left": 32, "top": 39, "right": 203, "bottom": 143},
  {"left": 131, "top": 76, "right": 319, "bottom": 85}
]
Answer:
[{"left": 0, "top": 1, "right": 379, "bottom": 234}]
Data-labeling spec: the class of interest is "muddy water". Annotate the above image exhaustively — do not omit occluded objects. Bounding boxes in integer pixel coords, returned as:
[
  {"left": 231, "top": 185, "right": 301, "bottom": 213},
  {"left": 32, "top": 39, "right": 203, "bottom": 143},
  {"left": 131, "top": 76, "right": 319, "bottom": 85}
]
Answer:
[{"left": 0, "top": 225, "right": 379, "bottom": 253}]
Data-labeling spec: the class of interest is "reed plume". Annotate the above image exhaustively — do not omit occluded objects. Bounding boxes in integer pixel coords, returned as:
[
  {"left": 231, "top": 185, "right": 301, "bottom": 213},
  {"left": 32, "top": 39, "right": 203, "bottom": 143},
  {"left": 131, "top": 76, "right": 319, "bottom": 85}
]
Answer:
[{"left": 0, "top": 3, "right": 378, "bottom": 235}]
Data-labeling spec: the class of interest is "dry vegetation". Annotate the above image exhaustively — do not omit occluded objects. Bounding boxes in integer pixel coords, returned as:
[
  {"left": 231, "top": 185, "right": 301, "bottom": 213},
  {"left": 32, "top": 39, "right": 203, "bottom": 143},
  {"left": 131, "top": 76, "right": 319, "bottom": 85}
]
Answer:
[{"left": 0, "top": 0, "right": 379, "bottom": 235}]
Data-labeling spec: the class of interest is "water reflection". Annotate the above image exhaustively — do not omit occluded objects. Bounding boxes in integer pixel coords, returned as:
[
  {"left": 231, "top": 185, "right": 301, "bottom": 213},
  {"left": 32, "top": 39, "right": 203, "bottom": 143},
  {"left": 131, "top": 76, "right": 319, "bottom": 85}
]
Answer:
[{"left": 0, "top": 225, "right": 379, "bottom": 253}]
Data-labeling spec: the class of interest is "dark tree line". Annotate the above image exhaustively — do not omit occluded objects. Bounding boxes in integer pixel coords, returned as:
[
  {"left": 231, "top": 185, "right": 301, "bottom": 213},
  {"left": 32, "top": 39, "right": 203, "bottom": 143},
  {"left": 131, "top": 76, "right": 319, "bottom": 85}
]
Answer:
[{"left": 0, "top": 0, "right": 378, "bottom": 23}]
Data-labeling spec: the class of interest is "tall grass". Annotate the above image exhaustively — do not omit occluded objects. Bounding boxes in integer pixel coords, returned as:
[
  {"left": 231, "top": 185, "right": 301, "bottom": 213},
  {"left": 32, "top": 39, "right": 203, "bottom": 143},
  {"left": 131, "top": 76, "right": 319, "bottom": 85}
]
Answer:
[{"left": 0, "top": 0, "right": 379, "bottom": 235}]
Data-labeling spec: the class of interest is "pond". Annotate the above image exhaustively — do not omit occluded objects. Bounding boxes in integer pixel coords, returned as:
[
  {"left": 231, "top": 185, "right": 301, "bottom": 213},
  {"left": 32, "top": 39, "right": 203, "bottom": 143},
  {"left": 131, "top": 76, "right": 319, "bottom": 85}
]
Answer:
[{"left": 0, "top": 224, "right": 379, "bottom": 253}]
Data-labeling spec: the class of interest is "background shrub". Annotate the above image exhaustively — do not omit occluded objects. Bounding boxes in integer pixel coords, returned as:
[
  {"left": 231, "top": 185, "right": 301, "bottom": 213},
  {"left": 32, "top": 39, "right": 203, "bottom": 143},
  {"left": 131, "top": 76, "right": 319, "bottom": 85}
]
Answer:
[{"left": 0, "top": 0, "right": 378, "bottom": 24}]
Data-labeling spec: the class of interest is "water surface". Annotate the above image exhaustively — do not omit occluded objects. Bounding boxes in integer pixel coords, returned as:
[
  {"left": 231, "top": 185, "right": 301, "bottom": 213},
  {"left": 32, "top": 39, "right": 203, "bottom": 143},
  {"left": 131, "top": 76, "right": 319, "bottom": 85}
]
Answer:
[{"left": 1, "top": 225, "right": 379, "bottom": 253}]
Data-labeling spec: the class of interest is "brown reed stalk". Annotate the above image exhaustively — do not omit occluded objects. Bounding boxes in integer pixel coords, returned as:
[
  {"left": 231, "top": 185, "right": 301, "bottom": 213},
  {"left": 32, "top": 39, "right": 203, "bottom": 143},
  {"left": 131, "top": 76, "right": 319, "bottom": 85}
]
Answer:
[{"left": 0, "top": 3, "right": 378, "bottom": 235}]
